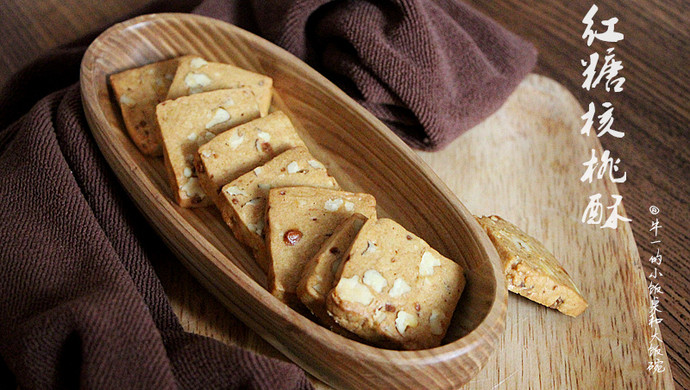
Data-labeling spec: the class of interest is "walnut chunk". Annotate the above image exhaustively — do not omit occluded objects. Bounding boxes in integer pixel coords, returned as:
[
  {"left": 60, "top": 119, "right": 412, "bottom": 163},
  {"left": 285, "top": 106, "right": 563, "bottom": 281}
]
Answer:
[
  {"left": 324, "top": 198, "right": 344, "bottom": 211},
  {"left": 119, "top": 94, "right": 136, "bottom": 107},
  {"left": 389, "top": 278, "right": 411, "bottom": 297},
  {"left": 257, "top": 130, "right": 271, "bottom": 142},
  {"left": 245, "top": 197, "right": 262, "bottom": 206},
  {"left": 419, "top": 251, "right": 441, "bottom": 276},
  {"left": 362, "top": 269, "right": 388, "bottom": 293},
  {"left": 190, "top": 57, "right": 208, "bottom": 69},
  {"left": 224, "top": 186, "right": 247, "bottom": 196},
  {"left": 205, "top": 107, "right": 231, "bottom": 129},
  {"left": 184, "top": 72, "right": 212, "bottom": 92},
  {"left": 286, "top": 161, "right": 300, "bottom": 174},
  {"left": 336, "top": 276, "right": 374, "bottom": 305},
  {"left": 395, "top": 311, "right": 418, "bottom": 335},
  {"left": 226, "top": 132, "right": 244, "bottom": 150},
  {"left": 283, "top": 229, "right": 302, "bottom": 246},
  {"left": 180, "top": 177, "right": 204, "bottom": 199},
  {"left": 247, "top": 221, "right": 264, "bottom": 235}
]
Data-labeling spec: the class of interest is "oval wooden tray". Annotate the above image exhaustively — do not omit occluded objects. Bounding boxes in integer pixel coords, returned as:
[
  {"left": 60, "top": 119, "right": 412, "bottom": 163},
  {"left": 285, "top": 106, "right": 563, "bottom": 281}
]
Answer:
[{"left": 80, "top": 13, "right": 507, "bottom": 389}]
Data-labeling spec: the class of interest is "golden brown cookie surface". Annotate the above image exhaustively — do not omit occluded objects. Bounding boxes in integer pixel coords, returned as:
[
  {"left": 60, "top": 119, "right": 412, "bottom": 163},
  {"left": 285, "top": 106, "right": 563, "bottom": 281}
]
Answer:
[
  {"left": 110, "top": 57, "right": 180, "bottom": 156},
  {"left": 476, "top": 215, "right": 588, "bottom": 317},
  {"left": 195, "top": 111, "right": 306, "bottom": 206},
  {"left": 166, "top": 56, "right": 273, "bottom": 116},
  {"left": 326, "top": 218, "right": 465, "bottom": 350},
  {"left": 265, "top": 187, "right": 376, "bottom": 305},
  {"left": 221, "top": 147, "right": 339, "bottom": 271},
  {"left": 157, "top": 88, "right": 260, "bottom": 207}
]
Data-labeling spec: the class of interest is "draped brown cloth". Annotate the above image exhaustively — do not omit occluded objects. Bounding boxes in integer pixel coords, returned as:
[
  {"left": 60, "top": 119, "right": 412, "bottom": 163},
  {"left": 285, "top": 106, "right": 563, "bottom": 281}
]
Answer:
[
  {"left": 198, "top": 0, "right": 537, "bottom": 149},
  {"left": 0, "top": 0, "right": 535, "bottom": 388}
]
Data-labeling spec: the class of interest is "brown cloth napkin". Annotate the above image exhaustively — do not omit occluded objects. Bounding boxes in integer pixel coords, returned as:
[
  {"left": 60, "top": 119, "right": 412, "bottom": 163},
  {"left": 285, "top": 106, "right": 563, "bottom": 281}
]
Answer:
[
  {"left": 0, "top": 4, "right": 309, "bottom": 390},
  {"left": 0, "top": 0, "right": 535, "bottom": 388},
  {"left": 0, "top": 69, "right": 312, "bottom": 390},
  {"left": 198, "top": 0, "right": 537, "bottom": 150}
]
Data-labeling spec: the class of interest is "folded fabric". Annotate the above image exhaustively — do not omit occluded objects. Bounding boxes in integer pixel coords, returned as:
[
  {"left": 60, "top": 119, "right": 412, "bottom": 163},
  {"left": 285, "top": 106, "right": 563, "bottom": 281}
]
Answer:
[
  {"left": 0, "top": 84, "right": 312, "bottom": 389},
  {"left": 0, "top": 3, "right": 311, "bottom": 389},
  {"left": 199, "top": 0, "right": 537, "bottom": 150}
]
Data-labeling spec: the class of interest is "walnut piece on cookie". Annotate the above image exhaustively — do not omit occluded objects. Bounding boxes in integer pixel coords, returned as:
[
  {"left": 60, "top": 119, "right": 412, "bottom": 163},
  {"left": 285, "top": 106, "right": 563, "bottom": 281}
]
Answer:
[
  {"left": 166, "top": 55, "right": 273, "bottom": 116},
  {"left": 220, "top": 147, "right": 339, "bottom": 271},
  {"left": 194, "top": 111, "right": 306, "bottom": 206},
  {"left": 157, "top": 88, "right": 260, "bottom": 208},
  {"left": 109, "top": 57, "right": 180, "bottom": 156},
  {"left": 326, "top": 218, "right": 465, "bottom": 350},
  {"left": 297, "top": 213, "right": 367, "bottom": 327},
  {"left": 265, "top": 187, "right": 376, "bottom": 306},
  {"left": 476, "top": 215, "right": 588, "bottom": 317}
]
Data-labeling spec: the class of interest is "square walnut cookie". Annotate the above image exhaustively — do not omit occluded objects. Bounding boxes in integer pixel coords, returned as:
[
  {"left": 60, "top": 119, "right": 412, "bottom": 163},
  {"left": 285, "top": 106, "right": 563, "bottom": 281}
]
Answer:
[
  {"left": 297, "top": 213, "right": 368, "bottom": 327},
  {"left": 476, "top": 215, "right": 588, "bottom": 317},
  {"left": 166, "top": 56, "right": 273, "bottom": 116},
  {"left": 326, "top": 218, "right": 465, "bottom": 350},
  {"left": 157, "top": 88, "right": 260, "bottom": 208},
  {"left": 109, "top": 57, "right": 180, "bottom": 156},
  {"left": 194, "top": 111, "right": 307, "bottom": 206},
  {"left": 220, "top": 147, "right": 339, "bottom": 271},
  {"left": 265, "top": 187, "right": 377, "bottom": 305}
]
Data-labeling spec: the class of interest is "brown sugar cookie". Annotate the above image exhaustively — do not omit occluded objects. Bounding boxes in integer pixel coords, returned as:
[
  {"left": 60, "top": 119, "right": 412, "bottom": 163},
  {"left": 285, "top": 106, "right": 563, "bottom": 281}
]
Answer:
[
  {"left": 194, "top": 111, "right": 306, "bottom": 206},
  {"left": 109, "top": 57, "right": 180, "bottom": 156},
  {"left": 297, "top": 213, "right": 368, "bottom": 326},
  {"left": 166, "top": 55, "right": 273, "bottom": 116},
  {"left": 156, "top": 88, "right": 260, "bottom": 208},
  {"left": 264, "top": 187, "right": 376, "bottom": 305},
  {"left": 476, "top": 215, "right": 588, "bottom": 317},
  {"left": 220, "top": 147, "right": 339, "bottom": 271},
  {"left": 326, "top": 218, "right": 465, "bottom": 350}
]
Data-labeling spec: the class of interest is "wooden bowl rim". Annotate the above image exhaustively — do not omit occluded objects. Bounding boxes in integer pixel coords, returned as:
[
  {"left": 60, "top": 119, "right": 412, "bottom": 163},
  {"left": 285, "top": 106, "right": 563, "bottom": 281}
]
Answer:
[{"left": 80, "top": 12, "right": 507, "bottom": 366}]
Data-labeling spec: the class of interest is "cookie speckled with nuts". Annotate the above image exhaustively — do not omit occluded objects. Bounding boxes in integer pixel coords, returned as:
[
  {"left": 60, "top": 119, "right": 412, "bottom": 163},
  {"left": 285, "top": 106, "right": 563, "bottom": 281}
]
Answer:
[
  {"left": 157, "top": 88, "right": 260, "bottom": 208},
  {"left": 297, "top": 213, "right": 367, "bottom": 326},
  {"left": 194, "top": 111, "right": 306, "bottom": 206},
  {"left": 166, "top": 56, "right": 273, "bottom": 116},
  {"left": 221, "top": 147, "right": 339, "bottom": 271},
  {"left": 109, "top": 57, "right": 182, "bottom": 156},
  {"left": 265, "top": 187, "right": 376, "bottom": 305},
  {"left": 476, "top": 215, "right": 588, "bottom": 317},
  {"left": 326, "top": 218, "right": 465, "bottom": 350}
]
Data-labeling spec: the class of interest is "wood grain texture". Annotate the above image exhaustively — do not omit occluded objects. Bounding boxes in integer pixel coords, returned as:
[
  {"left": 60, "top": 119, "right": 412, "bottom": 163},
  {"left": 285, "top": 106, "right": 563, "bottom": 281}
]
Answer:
[
  {"left": 1, "top": 0, "right": 687, "bottom": 388},
  {"left": 419, "top": 74, "right": 673, "bottom": 389},
  {"left": 80, "top": 13, "right": 507, "bottom": 390},
  {"left": 462, "top": 2, "right": 690, "bottom": 387}
]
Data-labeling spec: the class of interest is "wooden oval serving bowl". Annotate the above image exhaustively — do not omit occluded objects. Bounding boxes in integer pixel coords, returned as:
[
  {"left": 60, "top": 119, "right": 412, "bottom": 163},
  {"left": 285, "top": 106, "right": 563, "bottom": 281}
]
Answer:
[{"left": 80, "top": 13, "right": 506, "bottom": 389}]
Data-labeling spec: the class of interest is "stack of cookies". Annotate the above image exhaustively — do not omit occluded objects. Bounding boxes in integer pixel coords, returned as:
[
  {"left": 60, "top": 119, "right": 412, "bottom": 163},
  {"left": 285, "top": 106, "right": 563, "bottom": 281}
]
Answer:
[{"left": 110, "top": 55, "right": 467, "bottom": 350}]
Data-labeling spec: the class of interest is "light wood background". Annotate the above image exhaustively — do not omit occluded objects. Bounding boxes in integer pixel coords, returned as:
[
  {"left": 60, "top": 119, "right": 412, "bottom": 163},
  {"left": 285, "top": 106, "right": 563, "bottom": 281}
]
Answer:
[{"left": 1, "top": 0, "right": 687, "bottom": 388}]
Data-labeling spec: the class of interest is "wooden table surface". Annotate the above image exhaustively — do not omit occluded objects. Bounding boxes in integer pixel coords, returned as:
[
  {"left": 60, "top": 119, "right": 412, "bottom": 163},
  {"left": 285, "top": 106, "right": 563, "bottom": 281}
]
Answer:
[{"left": 1, "top": 0, "right": 687, "bottom": 388}]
